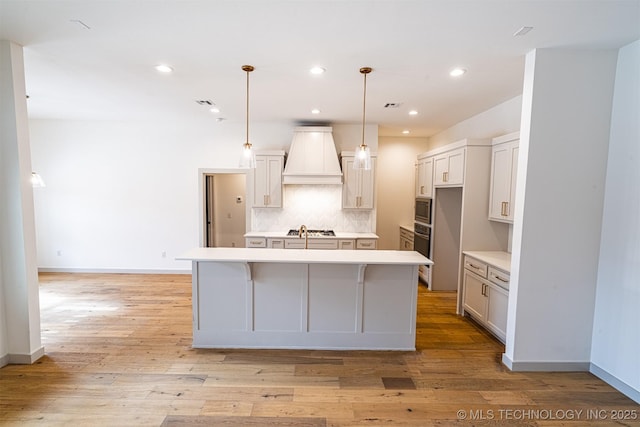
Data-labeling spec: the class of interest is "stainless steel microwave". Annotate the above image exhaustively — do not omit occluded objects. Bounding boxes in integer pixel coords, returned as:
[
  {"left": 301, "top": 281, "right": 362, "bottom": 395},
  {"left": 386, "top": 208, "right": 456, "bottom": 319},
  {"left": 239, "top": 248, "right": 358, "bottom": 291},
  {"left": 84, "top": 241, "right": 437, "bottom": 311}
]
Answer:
[{"left": 415, "top": 197, "right": 432, "bottom": 224}]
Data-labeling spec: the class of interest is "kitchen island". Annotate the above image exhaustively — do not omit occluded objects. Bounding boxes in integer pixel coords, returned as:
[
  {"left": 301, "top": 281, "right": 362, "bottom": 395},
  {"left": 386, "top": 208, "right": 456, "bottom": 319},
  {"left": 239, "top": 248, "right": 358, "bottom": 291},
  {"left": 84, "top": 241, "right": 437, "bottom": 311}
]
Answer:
[{"left": 178, "top": 248, "right": 432, "bottom": 350}]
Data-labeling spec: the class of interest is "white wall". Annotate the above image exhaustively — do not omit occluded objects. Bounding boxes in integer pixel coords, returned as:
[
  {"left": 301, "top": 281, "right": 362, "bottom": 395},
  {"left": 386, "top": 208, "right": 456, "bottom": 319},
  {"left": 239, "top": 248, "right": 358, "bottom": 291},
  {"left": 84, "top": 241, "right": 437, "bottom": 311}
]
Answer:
[
  {"left": 504, "top": 48, "right": 618, "bottom": 369},
  {"left": 376, "top": 136, "right": 429, "bottom": 250},
  {"left": 30, "top": 119, "right": 292, "bottom": 272},
  {"left": 591, "top": 40, "right": 640, "bottom": 403},
  {"left": 429, "top": 96, "right": 522, "bottom": 149}
]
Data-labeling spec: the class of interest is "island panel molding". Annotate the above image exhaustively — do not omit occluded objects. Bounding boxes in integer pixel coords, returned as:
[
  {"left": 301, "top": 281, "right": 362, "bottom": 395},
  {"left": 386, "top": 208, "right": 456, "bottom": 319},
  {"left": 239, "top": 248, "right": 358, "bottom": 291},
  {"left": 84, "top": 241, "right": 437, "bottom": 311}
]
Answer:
[{"left": 179, "top": 248, "right": 432, "bottom": 350}]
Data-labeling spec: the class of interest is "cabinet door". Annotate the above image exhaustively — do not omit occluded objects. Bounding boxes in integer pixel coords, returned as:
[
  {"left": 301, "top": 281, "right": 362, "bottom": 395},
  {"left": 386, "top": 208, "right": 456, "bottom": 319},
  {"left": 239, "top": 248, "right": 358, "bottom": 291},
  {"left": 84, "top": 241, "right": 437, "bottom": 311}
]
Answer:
[
  {"left": 433, "top": 154, "right": 449, "bottom": 186},
  {"left": 463, "top": 270, "right": 487, "bottom": 321},
  {"left": 416, "top": 158, "right": 433, "bottom": 197},
  {"left": 253, "top": 157, "right": 268, "bottom": 207},
  {"left": 488, "top": 142, "right": 518, "bottom": 222},
  {"left": 253, "top": 155, "right": 283, "bottom": 207},
  {"left": 358, "top": 158, "right": 375, "bottom": 208},
  {"left": 266, "top": 156, "right": 283, "bottom": 207},
  {"left": 434, "top": 149, "right": 464, "bottom": 186},
  {"left": 486, "top": 283, "right": 508, "bottom": 342},
  {"left": 447, "top": 149, "right": 465, "bottom": 185},
  {"left": 342, "top": 156, "right": 375, "bottom": 209},
  {"left": 338, "top": 240, "right": 355, "bottom": 250}
]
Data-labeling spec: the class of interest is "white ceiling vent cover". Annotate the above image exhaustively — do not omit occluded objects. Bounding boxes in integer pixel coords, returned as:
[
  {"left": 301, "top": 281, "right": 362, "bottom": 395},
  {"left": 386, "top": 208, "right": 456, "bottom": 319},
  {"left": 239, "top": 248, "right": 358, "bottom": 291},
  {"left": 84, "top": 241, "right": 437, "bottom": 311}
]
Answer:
[{"left": 282, "top": 126, "right": 343, "bottom": 185}]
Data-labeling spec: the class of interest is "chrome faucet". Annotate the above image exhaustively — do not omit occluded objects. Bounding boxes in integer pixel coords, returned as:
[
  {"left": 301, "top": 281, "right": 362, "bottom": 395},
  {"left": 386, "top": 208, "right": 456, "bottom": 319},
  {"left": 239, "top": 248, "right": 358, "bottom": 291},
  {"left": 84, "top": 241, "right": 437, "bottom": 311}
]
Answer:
[{"left": 298, "top": 224, "right": 308, "bottom": 249}]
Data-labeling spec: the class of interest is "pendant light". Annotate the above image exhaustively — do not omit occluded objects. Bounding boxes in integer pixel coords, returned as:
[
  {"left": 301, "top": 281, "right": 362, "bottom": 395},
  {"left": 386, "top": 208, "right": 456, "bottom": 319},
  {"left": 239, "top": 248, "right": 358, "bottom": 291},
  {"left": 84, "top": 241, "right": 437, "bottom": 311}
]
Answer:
[
  {"left": 239, "top": 64, "right": 256, "bottom": 168},
  {"left": 353, "top": 66, "right": 372, "bottom": 170}
]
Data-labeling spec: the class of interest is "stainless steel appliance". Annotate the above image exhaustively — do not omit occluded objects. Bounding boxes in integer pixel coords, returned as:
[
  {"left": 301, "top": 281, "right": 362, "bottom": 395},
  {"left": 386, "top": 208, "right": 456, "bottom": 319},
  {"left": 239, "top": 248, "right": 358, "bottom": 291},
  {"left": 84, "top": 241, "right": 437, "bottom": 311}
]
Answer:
[
  {"left": 287, "top": 229, "right": 335, "bottom": 237},
  {"left": 414, "top": 221, "right": 431, "bottom": 284},
  {"left": 415, "top": 197, "right": 432, "bottom": 224},
  {"left": 413, "top": 222, "right": 431, "bottom": 258}
]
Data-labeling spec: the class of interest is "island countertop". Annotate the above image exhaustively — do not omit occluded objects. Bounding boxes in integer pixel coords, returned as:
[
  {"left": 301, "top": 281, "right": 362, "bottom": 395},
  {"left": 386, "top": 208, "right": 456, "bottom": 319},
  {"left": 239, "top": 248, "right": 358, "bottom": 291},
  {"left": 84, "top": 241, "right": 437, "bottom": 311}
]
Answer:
[{"left": 178, "top": 247, "right": 433, "bottom": 266}]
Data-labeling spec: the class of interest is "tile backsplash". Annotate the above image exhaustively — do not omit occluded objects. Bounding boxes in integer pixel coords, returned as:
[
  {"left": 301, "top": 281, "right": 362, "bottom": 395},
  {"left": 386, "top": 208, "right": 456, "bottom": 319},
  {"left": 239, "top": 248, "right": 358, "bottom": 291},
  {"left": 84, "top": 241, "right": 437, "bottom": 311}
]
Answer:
[{"left": 251, "top": 185, "right": 373, "bottom": 232}]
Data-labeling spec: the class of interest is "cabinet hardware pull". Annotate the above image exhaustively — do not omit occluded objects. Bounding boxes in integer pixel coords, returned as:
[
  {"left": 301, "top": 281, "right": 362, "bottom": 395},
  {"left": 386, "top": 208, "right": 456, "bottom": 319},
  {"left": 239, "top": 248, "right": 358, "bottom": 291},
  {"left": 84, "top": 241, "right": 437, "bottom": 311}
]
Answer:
[
  {"left": 468, "top": 263, "right": 480, "bottom": 269},
  {"left": 493, "top": 275, "right": 508, "bottom": 282},
  {"left": 420, "top": 185, "right": 424, "bottom": 194},
  {"left": 501, "top": 201, "right": 509, "bottom": 216}
]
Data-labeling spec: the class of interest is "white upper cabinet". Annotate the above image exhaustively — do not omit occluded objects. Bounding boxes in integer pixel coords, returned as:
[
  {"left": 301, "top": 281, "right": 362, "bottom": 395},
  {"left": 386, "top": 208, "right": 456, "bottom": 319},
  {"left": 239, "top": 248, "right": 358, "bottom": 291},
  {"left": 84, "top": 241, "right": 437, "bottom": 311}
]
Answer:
[
  {"left": 341, "top": 153, "right": 376, "bottom": 209},
  {"left": 415, "top": 156, "right": 433, "bottom": 197},
  {"left": 253, "top": 151, "right": 285, "bottom": 208},
  {"left": 434, "top": 147, "right": 465, "bottom": 186},
  {"left": 488, "top": 132, "right": 519, "bottom": 223}
]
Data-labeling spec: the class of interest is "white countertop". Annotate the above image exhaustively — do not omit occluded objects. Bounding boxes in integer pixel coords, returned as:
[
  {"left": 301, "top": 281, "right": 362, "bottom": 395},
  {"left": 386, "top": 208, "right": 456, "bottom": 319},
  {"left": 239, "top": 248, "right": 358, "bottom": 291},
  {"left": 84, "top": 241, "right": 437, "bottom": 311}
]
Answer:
[
  {"left": 463, "top": 250, "right": 511, "bottom": 273},
  {"left": 400, "top": 224, "right": 414, "bottom": 233},
  {"left": 178, "top": 247, "right": 432, "bottom": 265},
  {"left": 244, "top": 231, "right": 379, "bottom": 239}
]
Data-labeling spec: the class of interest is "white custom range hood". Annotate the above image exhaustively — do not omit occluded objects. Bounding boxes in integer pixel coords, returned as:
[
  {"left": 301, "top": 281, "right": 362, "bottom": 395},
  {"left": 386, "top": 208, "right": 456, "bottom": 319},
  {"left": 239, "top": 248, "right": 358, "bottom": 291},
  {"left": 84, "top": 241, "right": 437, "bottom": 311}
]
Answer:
[{"left": 282, "top": 126, "right": 343, "bottom": 185}]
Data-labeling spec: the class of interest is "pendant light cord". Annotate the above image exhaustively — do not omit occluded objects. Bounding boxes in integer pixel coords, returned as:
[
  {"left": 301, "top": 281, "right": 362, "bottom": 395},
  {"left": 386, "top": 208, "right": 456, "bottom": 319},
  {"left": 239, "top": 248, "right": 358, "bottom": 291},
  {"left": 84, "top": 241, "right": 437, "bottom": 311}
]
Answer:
[
  {"left": 242, "top": 65, "right": 254, "bottom": 146},
  {"left": 246, "top": 67, "right": 250, "bottom": 145},
  {"left": 359, "top": 67, "right": 372, "bottom": 148},
  {"left": 362, "top": 71, "right": 367, "bottom": 147}
]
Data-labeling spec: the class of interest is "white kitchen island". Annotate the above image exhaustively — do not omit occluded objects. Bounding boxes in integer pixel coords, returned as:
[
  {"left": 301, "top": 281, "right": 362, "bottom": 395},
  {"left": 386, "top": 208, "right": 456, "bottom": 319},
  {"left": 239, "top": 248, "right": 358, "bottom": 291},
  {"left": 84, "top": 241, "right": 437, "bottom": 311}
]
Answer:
[{"left": 178, "top": 248, "right": 433, "bottom": 351}]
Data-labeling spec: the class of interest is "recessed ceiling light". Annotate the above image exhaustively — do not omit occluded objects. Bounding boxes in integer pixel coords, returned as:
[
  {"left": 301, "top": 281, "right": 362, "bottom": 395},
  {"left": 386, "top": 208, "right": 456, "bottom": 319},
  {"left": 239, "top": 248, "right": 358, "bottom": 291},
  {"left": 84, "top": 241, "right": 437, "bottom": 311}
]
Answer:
[
  {"left": 449, "top": 68, "right": 466, "bottom": 77},
  {"left": 409, "top": 110, "right": 418, "bottom": 116},
  {"left": 155, "top": 64, "right": 173, "bottom": 73},
  {"left": 402, "top": 130, "right": 410, "bottom": 134},
  {"left": 310, "top": 66, "right": 326, "bottom": 75},
  {"left": 311, "top": 108, "right": 321, "bottom": 114},
  {"left": 210, "top": 107, "right": 220, "bottom": 113}
]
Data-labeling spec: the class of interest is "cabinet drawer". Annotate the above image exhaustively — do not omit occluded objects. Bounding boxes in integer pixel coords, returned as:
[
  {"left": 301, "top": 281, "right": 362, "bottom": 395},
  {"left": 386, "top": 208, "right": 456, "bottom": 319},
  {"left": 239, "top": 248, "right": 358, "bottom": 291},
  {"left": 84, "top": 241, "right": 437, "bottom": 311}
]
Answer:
[
  {"left": 246, "top": 238, "right": 266, "bottom": 248},
  {"left": 464, "top": 256, "right": 487, "bottom": 278},
  {"left": 488, "top": 267, "right": 510, "bottom": 290},
  {"left": 356, "top": 239, "right": 377, "bottom": 250},
  {"left": 267, "top": 238, "right": 285, "bottom": 249},
  {"left": 284, "top": 239, "right": 339, "bottom": 250},
  {"left": 399, "top": 228, "right": 414, "bottom": 242},
  {"left": 338, "top": 239, "right": 355, "bottom": 250}
]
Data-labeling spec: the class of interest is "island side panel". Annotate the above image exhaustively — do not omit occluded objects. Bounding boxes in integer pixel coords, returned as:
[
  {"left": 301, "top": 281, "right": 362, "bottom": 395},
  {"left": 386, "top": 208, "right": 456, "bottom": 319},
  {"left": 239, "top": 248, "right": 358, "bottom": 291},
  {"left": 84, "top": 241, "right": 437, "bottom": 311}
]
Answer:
[
  {"left": 195, "top": 261, "right": 249, "bottom": 331},
  {"left": 308, "top": 264, "right": 360, "bottom": 333},
  {"left": 253, "top": 263, "right": 307, "bottom": 332},
  {"left": 362, "top": 264, "right": 418, "bottom": 336}
]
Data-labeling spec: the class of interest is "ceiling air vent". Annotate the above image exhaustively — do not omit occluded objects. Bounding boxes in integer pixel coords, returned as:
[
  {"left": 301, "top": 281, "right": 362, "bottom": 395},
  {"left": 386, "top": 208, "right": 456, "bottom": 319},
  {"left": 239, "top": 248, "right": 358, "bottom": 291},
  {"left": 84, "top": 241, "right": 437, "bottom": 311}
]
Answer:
[
  {"left": 195, "top": 100, "right": 214, "bottom": 105},
  {"left": 384, "top": 103, "right": 402, "bottom": 108}
]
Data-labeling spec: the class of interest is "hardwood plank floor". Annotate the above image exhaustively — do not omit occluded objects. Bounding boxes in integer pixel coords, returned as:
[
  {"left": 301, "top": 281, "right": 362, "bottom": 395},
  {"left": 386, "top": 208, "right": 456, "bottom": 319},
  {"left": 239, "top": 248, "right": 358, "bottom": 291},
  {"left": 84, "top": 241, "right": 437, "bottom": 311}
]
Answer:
[{"left": 0, "top": 273, "right": 637, "bottom": 426}]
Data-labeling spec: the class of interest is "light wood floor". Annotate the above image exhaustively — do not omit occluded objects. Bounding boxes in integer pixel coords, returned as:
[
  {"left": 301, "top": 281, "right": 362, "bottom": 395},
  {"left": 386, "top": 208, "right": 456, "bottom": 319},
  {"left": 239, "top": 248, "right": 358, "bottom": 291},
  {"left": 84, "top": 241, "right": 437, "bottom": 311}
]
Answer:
[{"left": 0, "top": 273, "right": 637, "bottom": 426}]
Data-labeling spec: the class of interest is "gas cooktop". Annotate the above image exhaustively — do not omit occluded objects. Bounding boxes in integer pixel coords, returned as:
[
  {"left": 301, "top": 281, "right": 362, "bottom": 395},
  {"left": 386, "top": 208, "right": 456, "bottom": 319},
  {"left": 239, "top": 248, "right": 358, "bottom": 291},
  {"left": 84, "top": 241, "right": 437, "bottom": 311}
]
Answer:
[{"left": 287, "top": 229, "right": 336, "bottom": 237}]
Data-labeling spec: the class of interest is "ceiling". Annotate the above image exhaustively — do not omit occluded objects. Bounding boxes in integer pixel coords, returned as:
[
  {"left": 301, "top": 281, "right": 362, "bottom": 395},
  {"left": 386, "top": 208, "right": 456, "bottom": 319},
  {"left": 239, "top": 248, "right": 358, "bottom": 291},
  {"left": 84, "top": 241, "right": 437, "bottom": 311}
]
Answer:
[{"left": 1, "top": 1, "right": 639, "bottom": 137}]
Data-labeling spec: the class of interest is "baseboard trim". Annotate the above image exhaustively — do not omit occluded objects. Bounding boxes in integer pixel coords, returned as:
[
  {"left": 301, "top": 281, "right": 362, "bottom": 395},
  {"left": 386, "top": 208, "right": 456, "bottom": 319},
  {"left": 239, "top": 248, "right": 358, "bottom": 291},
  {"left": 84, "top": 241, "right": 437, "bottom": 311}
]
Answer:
[
  {"left": 38, "top": 268, "right": 191, "bottom": 275},
  {"left": 590, "top": 363, "right": 640, "bottom": 404},
  {"left": 502, "top": 354, "right": 590, "bottom": 371},
  {"left": 0, "top": 353, "right": 9, "bottom": 368},
  {"left": 8, "top": 346, "right": 45, "bottom": 365}
]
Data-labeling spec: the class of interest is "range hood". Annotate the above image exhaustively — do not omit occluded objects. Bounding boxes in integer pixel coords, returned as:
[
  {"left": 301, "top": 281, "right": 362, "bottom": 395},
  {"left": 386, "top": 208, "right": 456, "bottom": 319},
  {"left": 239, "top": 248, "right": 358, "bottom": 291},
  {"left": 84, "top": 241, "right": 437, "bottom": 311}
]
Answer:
[{"left": 282, "top": 126, "right": 343, "bottom": 185}]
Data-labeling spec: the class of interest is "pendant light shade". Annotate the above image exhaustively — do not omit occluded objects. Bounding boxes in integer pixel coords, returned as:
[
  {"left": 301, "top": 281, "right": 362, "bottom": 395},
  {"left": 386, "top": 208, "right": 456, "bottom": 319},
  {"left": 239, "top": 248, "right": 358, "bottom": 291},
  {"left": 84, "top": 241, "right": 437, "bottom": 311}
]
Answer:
[
  {"left": 353, "top": 67, "right": 372, "bottom": 170},
  {"left": 239, "top": 65, "right": 256, "bottom": 168}
]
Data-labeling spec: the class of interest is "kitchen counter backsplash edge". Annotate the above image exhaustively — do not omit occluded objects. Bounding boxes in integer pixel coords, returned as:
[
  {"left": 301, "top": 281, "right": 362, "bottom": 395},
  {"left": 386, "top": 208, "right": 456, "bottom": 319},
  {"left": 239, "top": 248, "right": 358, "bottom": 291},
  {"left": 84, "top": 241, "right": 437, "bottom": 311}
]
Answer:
[{"left": 245, "top": 231, "right": 379, "bottom": 239}]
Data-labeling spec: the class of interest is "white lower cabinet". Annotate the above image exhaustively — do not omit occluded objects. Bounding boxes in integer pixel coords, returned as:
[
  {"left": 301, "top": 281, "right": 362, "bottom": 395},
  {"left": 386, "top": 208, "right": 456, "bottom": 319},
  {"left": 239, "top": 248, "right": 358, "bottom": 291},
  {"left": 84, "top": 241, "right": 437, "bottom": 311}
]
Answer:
[{"left": 462, "top": 255, "right": 509, "bottom": 342}]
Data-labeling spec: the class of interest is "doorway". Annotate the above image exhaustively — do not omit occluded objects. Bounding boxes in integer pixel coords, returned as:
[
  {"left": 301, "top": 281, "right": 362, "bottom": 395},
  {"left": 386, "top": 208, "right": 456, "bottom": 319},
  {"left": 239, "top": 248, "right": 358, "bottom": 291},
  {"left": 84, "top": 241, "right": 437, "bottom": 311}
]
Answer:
[
  {"left": 202, "top": 172, "right": 247, "bottom": 248},
  {"left": 431, "top": 187, "right": 462, "bottom": 291}
]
